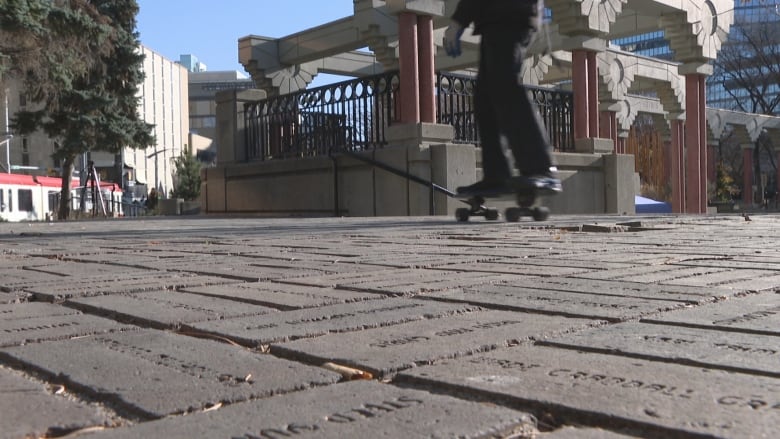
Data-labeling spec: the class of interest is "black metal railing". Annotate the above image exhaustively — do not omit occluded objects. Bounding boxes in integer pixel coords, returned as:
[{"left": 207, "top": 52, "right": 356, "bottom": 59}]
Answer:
[
  {"left": 244, "top": 70, "right": 574, "bottom": 161},
  {"left": 436, "top": 71, "right": 575, "bottom": 152},
  {"left": 245, "top": 71, "right": 400, "bottom": 161}
]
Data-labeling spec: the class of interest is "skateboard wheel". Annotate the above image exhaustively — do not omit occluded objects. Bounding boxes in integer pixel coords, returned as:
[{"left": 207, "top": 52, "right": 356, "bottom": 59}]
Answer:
[
  {"left": 455, "top": 208, "right": 470, "bottom": 222},
  {"left": 516, "top": 193, "right": 535, "bottom": 207},
  {"left": 485, "top": 209, "right": 500, "bottom": 221},
  {"left": 532, "top": 207, "right": 549, "bottom": 221},
  {"left": 505, "top": 208, "right": 521, "bottom": 222}
]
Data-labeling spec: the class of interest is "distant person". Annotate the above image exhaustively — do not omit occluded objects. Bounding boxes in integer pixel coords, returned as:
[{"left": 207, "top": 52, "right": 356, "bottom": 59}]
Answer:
[{"left": 443, "top": 0, "right": 561, "bottom": 195}]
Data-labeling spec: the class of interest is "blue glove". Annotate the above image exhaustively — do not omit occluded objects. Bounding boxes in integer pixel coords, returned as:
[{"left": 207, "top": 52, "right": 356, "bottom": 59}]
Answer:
[{"left": 443, "top": 22, "right": 465, "bottom": 57}]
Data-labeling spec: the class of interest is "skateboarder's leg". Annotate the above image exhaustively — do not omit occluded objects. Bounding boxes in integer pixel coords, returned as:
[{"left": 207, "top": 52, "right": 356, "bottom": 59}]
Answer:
[{"left": 457, "top": 39, "right": 512, "bottom": 195}]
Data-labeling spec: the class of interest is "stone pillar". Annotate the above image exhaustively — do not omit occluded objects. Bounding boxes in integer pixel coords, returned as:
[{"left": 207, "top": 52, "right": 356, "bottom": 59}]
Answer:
[
  {"left": 215, "top": 88, "right": 267, "bottom": 165},
  {"left": 670, "top": 118, "right": 685, "bottom": 213},
  {"left": 742, "top": 143, "right": 754, "bottom": 207},
  {"left": 417, "top": 15, "right": 436, "bottom": 123},
  {"left": 398, "top": 12, "right": 420, "bottom": 124}
]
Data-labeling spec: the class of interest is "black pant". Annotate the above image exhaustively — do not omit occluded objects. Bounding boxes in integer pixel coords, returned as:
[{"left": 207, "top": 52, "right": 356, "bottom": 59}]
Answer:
[{"left": 475, "top": 26, "right": 553, "bottom": 181}]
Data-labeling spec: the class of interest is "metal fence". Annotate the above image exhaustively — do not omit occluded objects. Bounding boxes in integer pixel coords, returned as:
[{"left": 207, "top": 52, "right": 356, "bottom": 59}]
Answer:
[
  {"left": 245, "top": 71, "right": 400, "bottom": 161},
  {"left": 244, "top": 70, "right": 574, "bottom": 161},
  {"left": 436, "top": 71, "right": 574, "bottom": 152}
]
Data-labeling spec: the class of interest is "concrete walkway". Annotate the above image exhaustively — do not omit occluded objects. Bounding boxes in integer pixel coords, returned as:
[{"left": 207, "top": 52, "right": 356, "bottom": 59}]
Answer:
[{"left": 1, "top": 214, "right": 778, "bottom": 439}]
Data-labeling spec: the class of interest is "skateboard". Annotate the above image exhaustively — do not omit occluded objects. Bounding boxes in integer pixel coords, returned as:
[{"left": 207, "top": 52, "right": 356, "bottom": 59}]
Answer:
[{"left": 454, "top": 177, "right": 556, "bottom": 222}]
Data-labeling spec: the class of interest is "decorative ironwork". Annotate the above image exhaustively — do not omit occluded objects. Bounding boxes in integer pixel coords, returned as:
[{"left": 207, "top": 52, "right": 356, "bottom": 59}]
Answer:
[
  {"left": 244, "top": 70, "right": 574, "bottom": 161},
  {"left": 436, "top": 71, "right": 575, "bottom": 152},
  {"left": 245, "top": 71, "right": 399, "bottom": 161}
]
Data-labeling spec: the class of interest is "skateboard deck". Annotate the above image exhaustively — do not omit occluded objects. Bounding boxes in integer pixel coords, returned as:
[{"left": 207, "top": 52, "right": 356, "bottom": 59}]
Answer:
[{"left": 454, "top": 177, "right": 557, "bottom": 222}]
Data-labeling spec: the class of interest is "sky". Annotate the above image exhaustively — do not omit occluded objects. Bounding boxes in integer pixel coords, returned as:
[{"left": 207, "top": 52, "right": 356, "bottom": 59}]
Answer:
[{"left": 135, "top": 1, "right": 355, "bottom": 85}]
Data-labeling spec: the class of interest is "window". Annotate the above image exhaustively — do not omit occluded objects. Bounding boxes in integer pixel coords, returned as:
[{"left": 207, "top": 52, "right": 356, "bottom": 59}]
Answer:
[
  {"left": 7, "top": 189, "right": 13, "bottom": 212},
  {"left": 0, "top": 189, "right": 4, "bottom": 212},
  {"left": 18, "top": 189, "right": 33, "bottom": 212}
]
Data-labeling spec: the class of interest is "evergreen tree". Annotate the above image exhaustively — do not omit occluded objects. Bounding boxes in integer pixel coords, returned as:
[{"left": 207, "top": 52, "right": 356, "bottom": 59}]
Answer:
[
  {"left": 171, "top": 145, "right": 202, "bottom": 201},
  {"left": 10, "top": 0, "right": 154, "bottom": 219},
  {"left": 0, "top": 0, "right": 111, "bottom": 101}
]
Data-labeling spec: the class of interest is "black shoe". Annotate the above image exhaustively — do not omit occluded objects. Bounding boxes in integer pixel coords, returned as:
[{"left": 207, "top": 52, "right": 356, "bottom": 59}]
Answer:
[{"left": 456, "top": 179, "right": 510, "bottom": 195}]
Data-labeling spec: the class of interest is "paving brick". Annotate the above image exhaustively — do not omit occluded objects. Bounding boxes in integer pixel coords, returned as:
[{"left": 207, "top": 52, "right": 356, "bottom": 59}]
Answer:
[
  {"left": 273, "top": 310, "right": 598, "bottom": 377},
  {"left": 435, "top": 261, "right": 592, "bottom": 276},
  {"left": 279, "top": 268, "right": 514, "bottom": 296},
  {"left": 0, "top": 302, "right": 133, "bottom": 347},
  {"left": 501, "top": 277, "right": 730, "bottom": 303},
  {"left": 430, "top": 285, "right": 687, "bottom": 322},
  {"left": 396, "top": 345, "right": 780, "bottom": 438},
  {"left": 646, "top": 292, "right": 780, "bottom": 335},
  {"left": 184, "top": 298, "right": 481, "bottom": 346},
  {"left": 0, "top": 329, "right": 340, "bottom": 419},
  {"left": 60, "top": 381, "right": 535, "bottom": 439},
  {"left": 643, "top": 291, "right": 780, "bottom": 335},
  {"left": 0, "top": 366, "right": 114, "bottom": 439},
  {"left": 540, "top": 321, "right": 780, "bottom": 377},
  {"left": 183, "top": 281, "right": 380, "bottom": 310},
  {"left": 66, "top": 291, "right": 277, "bottom": 329},
  {"left": 27, "top": 273, "right": 239, "bottom": 301}
]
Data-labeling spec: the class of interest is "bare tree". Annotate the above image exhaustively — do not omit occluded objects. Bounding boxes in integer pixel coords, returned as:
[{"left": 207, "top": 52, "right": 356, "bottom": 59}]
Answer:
[{"left": 711, "top": 5, "right": 780, "bottom": 202}]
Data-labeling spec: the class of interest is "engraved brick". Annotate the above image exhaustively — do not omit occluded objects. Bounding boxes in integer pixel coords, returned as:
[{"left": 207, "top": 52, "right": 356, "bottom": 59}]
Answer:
[
  {"left": 184, "top": 281, "right": 379, "bottom": 310},
  {"left": 503, "top": 277, "right": 729, "bottom": 303},
  {"left": 279, "top": 268, "right": 513, "bottom": 295},
  {"left": 0, "top": 303, "right": 132, "bottom": 348},
  {"left": 397, "top": 346, "right": 780, "bottom": 438},
  {"left": 27, "top": 273, "right": 239, "bottom": 301},
  {"left": 273, "top": 310, "right": 597, "bottom": 377},
  {"left": 540, "top": 321, "right": 780, "bottom": 377},
  {"left": 0, "top": 329, "right": 341, "bottom": 419},
  {"left": 0, "top": 366, "right": 113, "bottom": 439},
  {"left": 184, "top": 299, "right": 481, "bottom": 347},
  {"left": 66, "top": 291, "right": 277, "bottom": 329},
  {"left": 435, "top": 262, "right": 591, "bottom": 276},
  {"left": 643, "top": 291, "right": 780, "bottom": 335},
  {"left": 431, "top": 285, "right": 686, "bottom": 322},
  {"left": 52, "top": 381, "right": 534, "bottom": 439}
]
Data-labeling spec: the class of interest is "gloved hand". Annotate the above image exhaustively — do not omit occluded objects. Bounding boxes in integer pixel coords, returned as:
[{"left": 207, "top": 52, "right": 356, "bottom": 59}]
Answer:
[{"left": 443, "top": 22, "right": 465, "bottom": 57}]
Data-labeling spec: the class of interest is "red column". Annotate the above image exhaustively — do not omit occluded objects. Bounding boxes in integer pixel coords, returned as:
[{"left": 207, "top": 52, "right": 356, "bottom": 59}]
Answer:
[
  {"left": 398, "top": 12, "right": 420, "bottom": 124},
  {"left": 698, "top": 78, "right": 707, "bottom": 213},
  {"left": 587, "top": 51, "right": 599, "bottom": 138},
  {"left": 743, "top": 145, "right": 754, "bottom": 207},
  {"left": 599, "top": 110, "right": 617, "bottom": 149},
  {"left": 671, "top": 119, "right": 685, "bottom": 213},
  {"left": 776, "top": 149, "right": 780, "bottom": 203},
  {"left": 417, "top": 15, "right": 435, "bottom": 123},
  {"left": 685, "top": 74, "right": 705, "bottom": 213},
  {"left": 573, "top": 50, "right": 589, "bottom": 140}
]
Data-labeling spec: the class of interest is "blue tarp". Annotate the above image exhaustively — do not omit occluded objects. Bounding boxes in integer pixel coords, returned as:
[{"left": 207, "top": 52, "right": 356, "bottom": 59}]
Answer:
[{"left": 635, "top": 195, "right": 672, "bottom": 214}]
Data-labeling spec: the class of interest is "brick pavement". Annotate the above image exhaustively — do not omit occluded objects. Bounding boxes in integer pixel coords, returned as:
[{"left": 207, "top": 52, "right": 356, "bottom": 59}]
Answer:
[{"left": 0, "top": 214, "right": 778, "bottom": 438}]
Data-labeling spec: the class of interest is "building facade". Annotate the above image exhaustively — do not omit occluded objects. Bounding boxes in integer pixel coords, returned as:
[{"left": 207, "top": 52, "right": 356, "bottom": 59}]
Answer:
[{"left": 2, "top": 46, "right": 189, "bottom": 203}]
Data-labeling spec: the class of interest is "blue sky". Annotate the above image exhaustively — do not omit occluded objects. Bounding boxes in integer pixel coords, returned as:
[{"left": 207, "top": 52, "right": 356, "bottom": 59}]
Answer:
[{"left": 136, "top": 0, "right": 354, "bottom": 84}]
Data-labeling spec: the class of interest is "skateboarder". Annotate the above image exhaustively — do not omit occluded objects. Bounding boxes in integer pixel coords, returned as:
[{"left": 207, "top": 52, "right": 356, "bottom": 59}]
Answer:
[{"left": 443, "top": 0, "right": 561, "bottom": 196}]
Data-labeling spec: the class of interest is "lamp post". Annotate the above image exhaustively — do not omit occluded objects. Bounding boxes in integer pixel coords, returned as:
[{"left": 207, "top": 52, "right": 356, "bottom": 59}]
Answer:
[
  {"left": 1, "top": 89, "right": 12, "bottom": 173},
  {"left": 146, "top": 148, "right": 169, "bottom": 196}
]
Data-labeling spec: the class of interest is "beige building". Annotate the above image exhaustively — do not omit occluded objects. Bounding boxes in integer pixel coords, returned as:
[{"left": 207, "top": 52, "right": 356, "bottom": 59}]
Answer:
[{"left": 2, "top": 46, "right": 189, "bottom": 202}]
